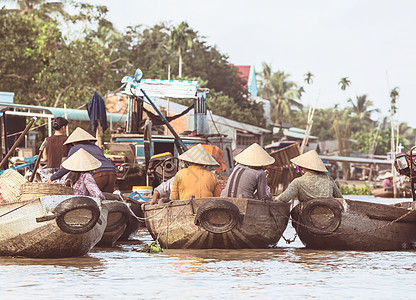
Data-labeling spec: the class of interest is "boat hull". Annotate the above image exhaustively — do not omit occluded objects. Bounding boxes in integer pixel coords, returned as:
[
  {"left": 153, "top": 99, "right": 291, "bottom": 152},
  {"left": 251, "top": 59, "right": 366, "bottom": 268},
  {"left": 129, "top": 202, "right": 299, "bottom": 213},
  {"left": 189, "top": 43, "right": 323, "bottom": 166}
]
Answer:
[
  {"left": 372, "top": 187, "right": 411, "bottom": 198},
  {"left": 0, "top": 195, "right": 107, "bottom": 258},
  {"left": 292, "top": 198, "right": 416, "bottom": 251},
  {"left": 96, "top": 200, "right": 130, "bottom": 247},
  {"left": 143, "top": 197, "right": 291, "bottom": 249}
]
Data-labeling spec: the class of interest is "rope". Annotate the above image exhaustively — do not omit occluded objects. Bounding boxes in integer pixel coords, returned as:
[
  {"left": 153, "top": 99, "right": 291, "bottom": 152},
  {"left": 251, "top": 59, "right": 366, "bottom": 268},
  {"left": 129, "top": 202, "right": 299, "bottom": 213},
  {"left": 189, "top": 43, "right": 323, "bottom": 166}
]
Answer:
[
  {"left": 0, "top": 198, "right": 39, "bottom": 218},
  {"left": 268, "top": 205, "right": 297, "bottom": 244}
]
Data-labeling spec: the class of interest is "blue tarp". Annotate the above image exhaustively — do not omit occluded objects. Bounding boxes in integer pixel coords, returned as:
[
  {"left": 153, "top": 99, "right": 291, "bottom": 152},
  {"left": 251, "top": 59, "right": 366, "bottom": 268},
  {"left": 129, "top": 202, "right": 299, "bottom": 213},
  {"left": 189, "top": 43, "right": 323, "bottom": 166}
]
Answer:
[{"left": 86, "top": 91, "right": 108, "bottom": 132}]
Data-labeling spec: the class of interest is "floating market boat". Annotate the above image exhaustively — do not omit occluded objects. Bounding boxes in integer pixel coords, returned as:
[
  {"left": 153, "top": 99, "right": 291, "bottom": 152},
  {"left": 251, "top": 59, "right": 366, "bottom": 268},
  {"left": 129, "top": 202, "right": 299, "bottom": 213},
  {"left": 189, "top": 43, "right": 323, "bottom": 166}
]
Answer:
[
  {"left": 371, "top": 186, "right": 411, "bottom": 198},
  {"left": 0, "top": 194, "right": 107, "bottom": 258},
  {"left": 96, "top": 199, "right": 131, "bottom": 247},
  {"left": 291, "top": 198, "right": 416, "bottom": 251},
  {"left": 143, "top": 197, "right": 291, "bottom": 249}
]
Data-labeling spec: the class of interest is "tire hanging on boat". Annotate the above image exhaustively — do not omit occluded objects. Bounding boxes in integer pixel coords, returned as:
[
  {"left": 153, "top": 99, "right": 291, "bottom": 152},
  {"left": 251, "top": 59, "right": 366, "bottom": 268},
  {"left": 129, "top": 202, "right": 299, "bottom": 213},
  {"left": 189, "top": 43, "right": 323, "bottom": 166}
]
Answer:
[
  {"left": 54, "top": 196, "right": 101, "bottom": 234},
  {"left": 299, "top": 198, "right": 343, "bottom": 235},
  {"left": 194, "top": 199, "right": 241, "bottom": 234}
]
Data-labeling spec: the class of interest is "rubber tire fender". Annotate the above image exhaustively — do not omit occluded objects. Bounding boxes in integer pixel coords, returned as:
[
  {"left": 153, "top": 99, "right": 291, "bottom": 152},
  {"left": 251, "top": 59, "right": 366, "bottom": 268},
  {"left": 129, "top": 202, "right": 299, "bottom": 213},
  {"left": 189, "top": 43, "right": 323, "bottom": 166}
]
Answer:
[
  {"left": 102, "top": 200, "right": 130, "bottom": 232},
  {"left": 194, "top": 199, "right": 241, "bottom": 234},
  {"left": 54, "top": 196, "right": 101, "bottom": 235},
  {"left": 300, "top": 198, "right": 343, "bottom": 235}
]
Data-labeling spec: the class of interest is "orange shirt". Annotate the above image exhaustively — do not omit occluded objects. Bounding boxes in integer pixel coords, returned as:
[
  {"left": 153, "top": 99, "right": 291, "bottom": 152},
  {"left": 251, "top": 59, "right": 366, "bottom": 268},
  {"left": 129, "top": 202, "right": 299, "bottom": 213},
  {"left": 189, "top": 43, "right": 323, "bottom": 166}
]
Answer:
[{"left": 170, "top": 165, "right": 221, "bottom": 200}]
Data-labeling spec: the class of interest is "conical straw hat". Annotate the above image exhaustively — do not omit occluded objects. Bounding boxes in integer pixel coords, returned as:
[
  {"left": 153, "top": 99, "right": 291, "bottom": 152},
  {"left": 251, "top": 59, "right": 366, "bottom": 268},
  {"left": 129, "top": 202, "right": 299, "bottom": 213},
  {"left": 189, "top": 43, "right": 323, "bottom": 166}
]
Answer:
[
  {"left": 382, "top": 171, "right": 393, "bottom": 179},
  {"left": 64, "top": 127, "right": 97, "bottom": 145},
  {"left": 234, "top": 143, "right": 275, "bottom": 167},
  {"left": 290, "top": 150, "right": 328, "bottom": 173},
  {"left": 178, "top": 144, "right": 219, "bottom": 166},
  {"left": 62, "top": 148, "right": 102, "bottom": 171}
]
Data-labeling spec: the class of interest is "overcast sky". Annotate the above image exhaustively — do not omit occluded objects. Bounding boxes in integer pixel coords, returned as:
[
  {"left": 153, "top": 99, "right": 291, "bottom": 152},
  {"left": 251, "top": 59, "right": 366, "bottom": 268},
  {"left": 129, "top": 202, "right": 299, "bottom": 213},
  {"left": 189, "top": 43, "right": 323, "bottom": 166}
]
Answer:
[{"left": 11, "top": 0, "right": 416, "bottom": 127}]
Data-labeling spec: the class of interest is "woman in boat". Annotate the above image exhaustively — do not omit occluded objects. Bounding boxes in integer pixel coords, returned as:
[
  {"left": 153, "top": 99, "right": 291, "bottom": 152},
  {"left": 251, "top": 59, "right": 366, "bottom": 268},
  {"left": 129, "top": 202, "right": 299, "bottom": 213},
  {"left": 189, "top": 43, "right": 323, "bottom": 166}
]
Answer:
[
  {"left": 49, "top": 127, "right": 116, "bottom": 192},
  {"left": 170, "top": 144, "right": 221, "bottom": 200},
  {"left": 59, "top": 148, "right": 105, "bottom": 200},
  {"left": 221, "top": 143, "right": 274, "bottom": 200},
  {"left": 381, "top": 172, "right": 394, "bottom": 187},
  {"left": 275, "top": 150, "right": 343, "bottom": 203},
  {"left": 43, "top": 117, "right": 70, "bottom": 169}
]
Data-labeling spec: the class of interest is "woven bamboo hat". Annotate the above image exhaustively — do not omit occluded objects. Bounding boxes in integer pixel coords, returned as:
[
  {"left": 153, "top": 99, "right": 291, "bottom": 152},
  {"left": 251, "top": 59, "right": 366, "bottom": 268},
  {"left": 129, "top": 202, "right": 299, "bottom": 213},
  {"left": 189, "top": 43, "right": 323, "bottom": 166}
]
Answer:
[
  {"left": 62, "top": 148, "right": 102, "bottom": 171},
  {"left": 234, "top": 143, "right": 275, "bottom": 167},
  {"left": 178, "top": 144, "right": 219, "bottom": 166},
  {"left": 290, "top": 150, "right": 328, "bottom": 173},
  {"left": 64, "top": 127, "right": 97, "bottom": 145}
]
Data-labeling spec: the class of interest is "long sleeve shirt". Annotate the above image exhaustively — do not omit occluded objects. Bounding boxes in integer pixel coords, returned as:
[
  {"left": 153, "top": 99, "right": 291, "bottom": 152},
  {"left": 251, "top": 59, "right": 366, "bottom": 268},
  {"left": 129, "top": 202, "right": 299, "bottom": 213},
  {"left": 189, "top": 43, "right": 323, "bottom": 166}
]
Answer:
[
  {"left": 275, "top": 172, "right": 343, "bottom": 203},
  {"left": 170, "top": 165, "right": 221, "bottom": 200},
  {"left": 220, "top": 164, "right": 270, "bottom": 200},
  {"left": 60, "top": 172, "right": 105, "bottom": 200},
  {"left": 51, "top": 143, "right": 115, "bottom": 181}
]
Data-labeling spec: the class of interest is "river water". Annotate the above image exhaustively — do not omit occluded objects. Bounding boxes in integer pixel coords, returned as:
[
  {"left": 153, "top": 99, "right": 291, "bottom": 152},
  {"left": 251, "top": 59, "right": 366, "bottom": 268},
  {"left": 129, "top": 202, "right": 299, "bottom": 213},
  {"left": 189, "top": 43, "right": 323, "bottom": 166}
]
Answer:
[{"left": 1, "top": 195, "right": 416, "bottom": 299}]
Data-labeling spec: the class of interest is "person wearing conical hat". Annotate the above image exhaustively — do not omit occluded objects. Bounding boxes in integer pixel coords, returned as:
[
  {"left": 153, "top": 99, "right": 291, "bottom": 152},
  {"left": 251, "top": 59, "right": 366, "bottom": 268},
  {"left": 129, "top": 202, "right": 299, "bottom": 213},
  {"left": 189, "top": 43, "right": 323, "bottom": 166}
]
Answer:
[
  {"left": 43, "top": 117, "right": 70, "bottom": 169},
  {"left": 381, "top": 172, "right": 394, "bottom": 188},
  {"left": 275, "top": 150, "right": 343, "bottom": 203},
  {"left": 170, "top": 144, "right": 221, "bottom": 200},
  {"left": 59, "top": 148, "right": 105, "bottom": 200},
  {"left": 49, "top": 127, "right": 116, "bottom": 193},
  {"left": 221, "top": 143, "right": 275, "bottom": 200}
]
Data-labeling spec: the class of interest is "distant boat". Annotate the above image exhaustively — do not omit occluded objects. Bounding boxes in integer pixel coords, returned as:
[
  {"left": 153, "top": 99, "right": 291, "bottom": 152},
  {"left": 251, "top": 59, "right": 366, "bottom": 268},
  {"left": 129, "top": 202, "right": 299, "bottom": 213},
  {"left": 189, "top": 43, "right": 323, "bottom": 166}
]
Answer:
[
  {"left": 371, "top": 186, "right": 412, "bottom": 198},
  {"left": 143, "top": 197, "right": 290, "bottom": 249},
  {"left": 0, "top": 195, "right": 107, "bottom": 258},
  {"left": 291, "top": 198, "right": 416, "bottom": 251}
]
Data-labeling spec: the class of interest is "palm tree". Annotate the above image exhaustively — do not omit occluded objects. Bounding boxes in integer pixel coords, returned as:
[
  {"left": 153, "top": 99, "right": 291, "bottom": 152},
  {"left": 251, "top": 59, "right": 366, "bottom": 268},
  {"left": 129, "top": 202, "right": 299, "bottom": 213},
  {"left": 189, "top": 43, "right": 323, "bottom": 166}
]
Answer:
[
  {"left": 304, "top": 72, "right": 314, "bottom": 84},
  {"left": 347, "top": 94, "right": 380, "bottom": 122},
  {"left": 338, "top": 77, "right": 351, "bottom": 90},
  {"left": 170, "top": 22, "right": 196, "bottom": 78},
  {"left": 258, "top": 68, "right": 302, "bottom": 123}
]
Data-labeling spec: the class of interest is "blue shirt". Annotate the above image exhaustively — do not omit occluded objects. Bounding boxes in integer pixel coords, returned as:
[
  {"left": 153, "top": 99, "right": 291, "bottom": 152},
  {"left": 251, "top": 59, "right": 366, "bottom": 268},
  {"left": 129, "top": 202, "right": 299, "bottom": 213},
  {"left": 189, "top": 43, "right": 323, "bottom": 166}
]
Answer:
[{"left": 50, "top": 143, "right": 116, "bottom": 181}]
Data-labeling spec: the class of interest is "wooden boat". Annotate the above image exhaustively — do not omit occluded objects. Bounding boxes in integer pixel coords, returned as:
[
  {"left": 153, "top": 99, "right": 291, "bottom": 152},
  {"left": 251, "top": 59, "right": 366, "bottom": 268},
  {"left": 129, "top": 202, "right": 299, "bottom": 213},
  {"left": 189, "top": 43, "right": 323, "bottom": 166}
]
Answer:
[
  {"left": 371, "top": 186, "right": 411, "bottom": 198},
  {"left": 143, "top": 197, "right": 291, "bottom": 249},
  {"left": 291, "top": 198, "right": 416, "bottom": 251},
  {"left": 0, "top": 195, "right": 107, "bottom": 258},
  {"left": 96, "top": 199, "right": 131, "bottom": 247}
]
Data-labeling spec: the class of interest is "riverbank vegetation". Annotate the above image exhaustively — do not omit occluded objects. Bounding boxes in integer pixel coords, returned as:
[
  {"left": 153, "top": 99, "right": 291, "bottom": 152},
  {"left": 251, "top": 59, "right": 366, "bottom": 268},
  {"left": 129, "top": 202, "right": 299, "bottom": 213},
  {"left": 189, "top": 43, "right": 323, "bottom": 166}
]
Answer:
[{"left": 2, "top": 1, "right": 415, "bottom": 161}]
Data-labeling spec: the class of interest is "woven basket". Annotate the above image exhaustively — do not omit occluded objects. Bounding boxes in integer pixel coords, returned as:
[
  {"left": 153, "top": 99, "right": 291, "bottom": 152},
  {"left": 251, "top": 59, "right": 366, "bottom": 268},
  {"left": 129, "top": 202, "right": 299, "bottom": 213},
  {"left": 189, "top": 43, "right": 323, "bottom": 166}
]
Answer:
[
  {"left": 0, "top": 169, "right": 28, "bottom": 203},
  {"left": 19, "top": 182, "right": 74, "bottom": 201}
]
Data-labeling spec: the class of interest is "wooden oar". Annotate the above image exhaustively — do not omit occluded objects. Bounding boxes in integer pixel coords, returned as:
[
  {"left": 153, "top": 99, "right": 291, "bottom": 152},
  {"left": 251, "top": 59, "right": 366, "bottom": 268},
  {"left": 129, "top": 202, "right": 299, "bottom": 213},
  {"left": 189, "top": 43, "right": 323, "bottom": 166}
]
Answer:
[
  {"left": 29, "top": 139, "right": 47, "bottom": 182},
  {"left": 0, "top": 117, "right": 36, "bottom": 170}
]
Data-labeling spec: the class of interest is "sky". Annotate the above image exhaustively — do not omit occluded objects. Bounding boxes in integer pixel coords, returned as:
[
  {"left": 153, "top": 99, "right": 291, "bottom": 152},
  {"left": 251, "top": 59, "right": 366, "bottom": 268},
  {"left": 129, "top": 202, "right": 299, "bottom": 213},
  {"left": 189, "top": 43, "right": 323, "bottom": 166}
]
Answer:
[{"left": 9, "top": 0, "right": 416, "bottom": 127}]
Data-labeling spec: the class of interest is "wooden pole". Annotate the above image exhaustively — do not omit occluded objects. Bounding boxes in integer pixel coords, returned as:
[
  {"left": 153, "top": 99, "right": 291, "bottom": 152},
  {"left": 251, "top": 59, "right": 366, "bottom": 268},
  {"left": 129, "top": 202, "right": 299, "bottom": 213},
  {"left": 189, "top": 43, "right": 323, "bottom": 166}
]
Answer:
[
  {"left": 29, "top": 139, "right": 47, "bottom": 182},
  {"left": 96, "top": 120, "right": 103, "bottom": 148},
  {"left": 0, "top": 117, "right": 36, "bottom": 169}
]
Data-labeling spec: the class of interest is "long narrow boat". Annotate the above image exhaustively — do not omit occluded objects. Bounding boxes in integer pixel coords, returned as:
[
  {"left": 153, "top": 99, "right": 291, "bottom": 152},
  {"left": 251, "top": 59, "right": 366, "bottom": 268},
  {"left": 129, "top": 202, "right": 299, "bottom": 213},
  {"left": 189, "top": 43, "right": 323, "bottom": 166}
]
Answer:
[
  {"left": 143, "top": 197, "right": 291, "bottom": 249},
  {"left": 291, "top": 198, "right": 416, "bottom": 251},
  {"left": 0, "top": 195, "right": 107, "bottom": 258},
  {"left": 371, "top": 186, "right": 411, "bottom": 198}
]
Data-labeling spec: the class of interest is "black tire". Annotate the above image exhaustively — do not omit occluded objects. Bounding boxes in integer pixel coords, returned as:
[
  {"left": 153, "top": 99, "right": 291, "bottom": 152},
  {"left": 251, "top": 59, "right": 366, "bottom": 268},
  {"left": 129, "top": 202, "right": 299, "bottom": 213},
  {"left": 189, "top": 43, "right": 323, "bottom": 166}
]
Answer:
[
  {"left": 194, "top": 200, "right": 241, "bottom": 234},
  {"left": 54, "top": 196, "right": 101, "bottom": 234},
  {"left": 102, "top": 200, "right": 129, "bottom": 232},
  {"left": 300, "top": 198, "right": 343, "bottom": 235}
]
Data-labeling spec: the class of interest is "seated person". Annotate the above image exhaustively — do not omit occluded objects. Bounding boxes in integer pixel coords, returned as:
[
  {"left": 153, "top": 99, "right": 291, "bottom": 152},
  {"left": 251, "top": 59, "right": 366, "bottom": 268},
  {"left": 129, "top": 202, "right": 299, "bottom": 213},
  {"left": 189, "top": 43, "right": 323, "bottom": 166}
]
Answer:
[
  {"left": 149, "top": 176, "right": 175, "bottom": 205},
  {"left": 221, "top": 143, "right": 274, "bottom": 200},
  {"left": 381, "top": 172, "right": 394, "bottom": 188},
  {"left": 275, "top": 150, "right": 343, "bottom": 203},
  {"left": 59, "top": 148, "right": 105, "bottom": 200},
  {"left": 170, "top": 144, "right": 221, "bottom": 200}
]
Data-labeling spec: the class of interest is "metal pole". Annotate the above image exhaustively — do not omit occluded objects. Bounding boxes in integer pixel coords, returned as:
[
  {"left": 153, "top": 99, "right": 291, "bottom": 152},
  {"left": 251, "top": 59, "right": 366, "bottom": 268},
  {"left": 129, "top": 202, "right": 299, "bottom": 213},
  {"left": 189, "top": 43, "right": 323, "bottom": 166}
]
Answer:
[{"left": 410, "top": 145, "right": 416, "bottom": 201}]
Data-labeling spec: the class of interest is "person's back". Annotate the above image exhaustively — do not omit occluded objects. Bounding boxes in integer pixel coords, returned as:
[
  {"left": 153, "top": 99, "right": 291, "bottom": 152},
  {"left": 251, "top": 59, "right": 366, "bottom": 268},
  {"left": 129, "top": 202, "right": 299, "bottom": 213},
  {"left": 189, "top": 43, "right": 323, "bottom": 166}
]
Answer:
[
  {"left": 171, "top": 165, "right": 220, "bottom": 200},
  {"left": 220, "top": 164, "right": 269, "bottom": 199},
  {"left": 276, "top": 172, "right": 342, "bottom": 203}
]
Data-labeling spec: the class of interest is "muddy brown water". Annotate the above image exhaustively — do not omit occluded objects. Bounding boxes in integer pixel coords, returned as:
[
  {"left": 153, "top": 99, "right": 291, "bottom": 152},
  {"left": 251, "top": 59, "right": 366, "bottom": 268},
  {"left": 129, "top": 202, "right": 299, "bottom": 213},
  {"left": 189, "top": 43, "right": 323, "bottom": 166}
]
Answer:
[{"left": 1, "top": 195, "right": 416, "bottom": 299}]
